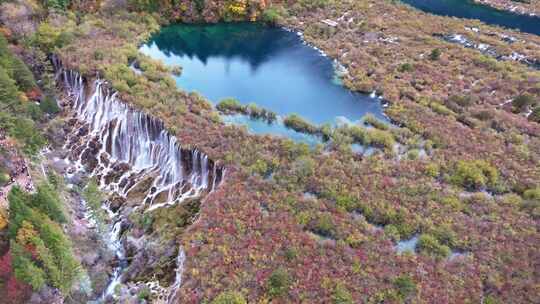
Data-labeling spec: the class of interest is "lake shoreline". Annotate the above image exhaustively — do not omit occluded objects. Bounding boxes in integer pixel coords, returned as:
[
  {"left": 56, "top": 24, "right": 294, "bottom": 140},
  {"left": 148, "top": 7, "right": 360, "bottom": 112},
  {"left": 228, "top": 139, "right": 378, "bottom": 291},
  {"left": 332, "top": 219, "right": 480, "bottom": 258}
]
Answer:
[{"left": 473, "top": 0, "right": 540, "bottom": 16}]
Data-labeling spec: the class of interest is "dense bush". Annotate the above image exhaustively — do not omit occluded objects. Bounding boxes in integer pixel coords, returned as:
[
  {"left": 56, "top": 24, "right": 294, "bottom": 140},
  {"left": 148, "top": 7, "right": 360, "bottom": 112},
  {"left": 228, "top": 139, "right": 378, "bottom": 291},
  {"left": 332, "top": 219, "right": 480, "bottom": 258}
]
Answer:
[
  {"left": 430, "top": 224, "right": 457, "bottom": 247},
  {"left": 284, "top": 114, "right": 319, "bottom": 134},
  {"left": 393, "top": 275, "right": 417, "bottom": 300},
  {"left": 217, "top": 98, "right": 243, "bottom": 113},
  {"left": 429, "top": 48, "right": 441, "bottom": 60},
  {"left": 473, "top": 55, "right": 500, "bottom": 71},
  {"left": 363, "top": 114, "right": 389, "bottom": 130},
  {"left": 367, "top": 128, "right": 395, "bottom": 150},
  {"left": 216, "top": 98, "right": 276, "bottom": 122},
  {"left": 521, "top": 188, "right": 540, "bottom": 218},
  {"left": 262, "top": 6, "right": 286, "bottom": 24},
  {"left": 397, "top": 62, "right": 414, "bottom": 73},
  {"left": 429, "top": 102, "right": 455, "bottom": 116},
  {"left": 41, "top": 0, "right": 71, "bottom": 11},
  {"left": 512, "top": 94, "right": 537, "bottom": 113},
  {"left": 266, "top": 267, "right": 291, "bottom": 298},
  {"left": 524, "top": 188, "right": 540, "bottom": 200},
  {"left": 211, "top": 291, "right": 246, "bottom": 304},
  {"left": 332, "top": 283, "right": 353, "bottom": 304},
  {"left": 449, "top": 160, "right": 499, "bottom": 191},
  {"left": 11, "top": 240, "right": 47, "bottom": 290},
  {"left": 313, "top": 213, "right": 336, "bottom": 238},
  {"left": 31, "top": 22, "right": 74, "bottom": 53},
  {"left": 416, "top": 234, "right": 451, "bottom": 258}
]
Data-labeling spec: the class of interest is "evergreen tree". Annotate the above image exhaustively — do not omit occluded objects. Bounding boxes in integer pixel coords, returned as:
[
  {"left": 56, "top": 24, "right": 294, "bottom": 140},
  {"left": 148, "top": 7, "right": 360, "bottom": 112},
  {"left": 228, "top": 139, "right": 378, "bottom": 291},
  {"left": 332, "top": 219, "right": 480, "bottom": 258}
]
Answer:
[
  {"left": 36, "top": 217, "right": 80, "bottom": 293},
  {"left": 7, "top": 185, "right": 80, "bottom": 294},
  {"left": 40, "top": 95, "right": 60, "bottom": 114},
  {"left": 30, "top": 183, "right": 66, "bottom": 223},
  {"left": 43, "top": 0, "right": 71, "bottom": 11},
  {"left": 7, "top": 187, "right": 33, "bottom": 239},
  {"left": 11, "top": 241, "right": 47, "bottom": 291},
  {"left": 0, "top": 36, "right": 36, "bottom": 92},
  {"left": 10, "top": 118, "right": 46, "bottom": 155},
  {"left": 0, "top": 68, "right": 19, "bottom": 111},
  {"left": 10, "top": 57, "right": 36, "bottom": 92}
]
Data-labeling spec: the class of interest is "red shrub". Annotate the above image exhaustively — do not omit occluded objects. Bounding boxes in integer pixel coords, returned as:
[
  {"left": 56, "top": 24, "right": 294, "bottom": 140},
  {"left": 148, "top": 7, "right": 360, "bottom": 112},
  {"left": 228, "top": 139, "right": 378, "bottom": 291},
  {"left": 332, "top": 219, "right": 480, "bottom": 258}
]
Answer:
[
  {"left": 0, "top": 252, "right": 12, "bottom": 279},
  {"left": 25, "top": 87, "right": 42, "bottom": 101}
]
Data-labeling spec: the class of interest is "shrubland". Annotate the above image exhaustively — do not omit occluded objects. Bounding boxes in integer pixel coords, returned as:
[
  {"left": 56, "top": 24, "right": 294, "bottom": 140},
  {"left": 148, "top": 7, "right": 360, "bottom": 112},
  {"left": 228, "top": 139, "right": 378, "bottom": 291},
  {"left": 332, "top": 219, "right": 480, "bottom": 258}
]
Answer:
[{"left": 0, "top": 0, "right": 538, "bottom": 303}]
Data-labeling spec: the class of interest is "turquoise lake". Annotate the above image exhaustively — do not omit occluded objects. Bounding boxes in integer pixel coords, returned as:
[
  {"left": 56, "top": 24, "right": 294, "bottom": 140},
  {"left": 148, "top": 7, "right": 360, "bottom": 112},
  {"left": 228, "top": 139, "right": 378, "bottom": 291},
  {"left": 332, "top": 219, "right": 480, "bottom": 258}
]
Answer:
[
  {"left": 139, "top": 1, "right": 540, "bottom": 142},
  {"left": 139, "top": 23, "right": 386, "bottom": 143}
]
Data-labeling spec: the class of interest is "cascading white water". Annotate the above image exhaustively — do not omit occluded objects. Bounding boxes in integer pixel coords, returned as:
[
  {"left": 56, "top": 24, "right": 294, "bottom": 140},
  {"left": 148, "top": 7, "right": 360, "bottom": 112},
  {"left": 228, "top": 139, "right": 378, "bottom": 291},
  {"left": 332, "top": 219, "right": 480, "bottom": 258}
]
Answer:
[
  {"left": 166, "top": 247, "right": 186, "bottom": 304},
  {"left": 52, "top": 56, "right": 224, "bottom": 300},
  {"left": 53, "top": 58, "right": 223, "bottom": 211},
  {"left": 103, "top": 219, "right": 124, "bottom": 298}
]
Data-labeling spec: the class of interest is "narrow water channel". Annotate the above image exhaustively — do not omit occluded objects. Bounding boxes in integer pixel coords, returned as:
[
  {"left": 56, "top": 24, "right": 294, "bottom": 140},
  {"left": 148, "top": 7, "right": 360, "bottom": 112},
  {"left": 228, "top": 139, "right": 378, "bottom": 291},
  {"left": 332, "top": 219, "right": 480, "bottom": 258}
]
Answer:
[
  {"left": 139, "top": 23, "right": 386, "bottom": 143},
  {"left": 401, "top": 0, "right": 540, "bottom": 35}
]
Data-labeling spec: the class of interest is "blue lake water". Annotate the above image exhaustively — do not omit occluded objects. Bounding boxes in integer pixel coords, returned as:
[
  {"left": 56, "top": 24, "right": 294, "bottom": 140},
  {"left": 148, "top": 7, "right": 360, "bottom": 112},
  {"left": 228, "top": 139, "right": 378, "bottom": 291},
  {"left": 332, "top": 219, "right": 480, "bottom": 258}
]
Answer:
[
  {"left": 396, "top": 235, "right": 419, "bottom": 254},
  {"left": 402, "top": 0, "right": 540, "bottom": 36},
  {"left": 138, "top": 0, "right": 540, "bottom": 143},
  {"left": 139, "top": 23, "right": 386, "bottom": 142}
]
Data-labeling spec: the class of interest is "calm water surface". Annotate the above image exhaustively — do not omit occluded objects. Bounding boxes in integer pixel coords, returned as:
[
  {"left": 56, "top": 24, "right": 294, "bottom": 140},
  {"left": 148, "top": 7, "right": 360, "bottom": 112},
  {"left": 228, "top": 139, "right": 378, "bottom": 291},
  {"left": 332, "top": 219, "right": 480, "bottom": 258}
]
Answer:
[
  {"left": 140, "top": 23, "right": 386, "bottom": 142},
  {"left": 402, "top": 0, "right": 540, "bottom": 35}
]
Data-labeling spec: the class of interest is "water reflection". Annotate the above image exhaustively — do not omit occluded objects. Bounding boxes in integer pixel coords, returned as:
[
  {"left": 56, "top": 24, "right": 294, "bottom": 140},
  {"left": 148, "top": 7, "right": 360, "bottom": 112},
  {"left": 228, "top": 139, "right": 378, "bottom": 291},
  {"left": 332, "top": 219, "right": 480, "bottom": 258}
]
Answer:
[
  {"left": 402, "top": 0, "right": 540, "bottom": 36},
  {"left": 140, "top": 23, "right": 386, "bottom": 137}
]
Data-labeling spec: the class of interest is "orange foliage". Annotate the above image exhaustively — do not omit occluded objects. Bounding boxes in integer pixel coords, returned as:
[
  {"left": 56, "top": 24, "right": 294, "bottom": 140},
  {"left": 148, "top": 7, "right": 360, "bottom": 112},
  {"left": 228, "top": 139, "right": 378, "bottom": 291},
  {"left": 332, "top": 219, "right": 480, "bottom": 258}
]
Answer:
[
  {"left": 0, "top": 27, "right": 12, "bottom": 39},
  {"left": 0, "top": 208, "right": 7, "bottom": 230}
]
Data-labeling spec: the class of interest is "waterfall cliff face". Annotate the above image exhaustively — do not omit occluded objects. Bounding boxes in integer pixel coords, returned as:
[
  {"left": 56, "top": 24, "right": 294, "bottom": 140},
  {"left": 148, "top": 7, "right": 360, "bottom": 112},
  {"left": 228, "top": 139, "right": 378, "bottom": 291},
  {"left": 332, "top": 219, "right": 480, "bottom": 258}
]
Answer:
[
  {"left": 51, "top": 57, "right": 224, "bottom": 300},
  {"left": 53, "top": 58, "right": 224, "bottom": 212}
]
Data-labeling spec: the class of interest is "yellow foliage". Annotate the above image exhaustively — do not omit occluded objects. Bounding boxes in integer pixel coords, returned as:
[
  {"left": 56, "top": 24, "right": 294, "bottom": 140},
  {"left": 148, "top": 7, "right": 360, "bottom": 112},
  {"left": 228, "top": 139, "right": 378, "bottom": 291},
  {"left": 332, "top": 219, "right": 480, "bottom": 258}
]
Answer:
[
  {"left": 19, "top": 92, "right": 29, "bottom": 103},
  {"left": 228, "top": 0, "right": 247, "bottom": 16},
  {"left": 0, "top": 208, "right": 7, "bottom": 230},
  {"left": 257, "top": 297, "right": 270, "bottom": 304},
  {"left": 16, "top": 220, "right": 38, "bottom": 245}
]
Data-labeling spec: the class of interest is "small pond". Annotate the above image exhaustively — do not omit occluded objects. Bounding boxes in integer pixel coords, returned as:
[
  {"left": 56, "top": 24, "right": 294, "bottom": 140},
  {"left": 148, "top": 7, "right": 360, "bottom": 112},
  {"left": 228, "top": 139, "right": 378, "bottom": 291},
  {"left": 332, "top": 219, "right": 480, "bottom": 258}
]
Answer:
[
  {"left": 402, "top": 0, "right": 540, "bottom": 36},
  {"left": 140, "top": 23, "right": 386, "bottom": 143}
]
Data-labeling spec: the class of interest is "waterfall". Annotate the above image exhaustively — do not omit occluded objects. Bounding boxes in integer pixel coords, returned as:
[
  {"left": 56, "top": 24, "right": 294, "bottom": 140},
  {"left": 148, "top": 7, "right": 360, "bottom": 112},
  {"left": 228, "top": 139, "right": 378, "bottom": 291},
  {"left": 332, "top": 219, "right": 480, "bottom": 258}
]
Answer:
[
  {"left": 52, "top": 57, "right": 224, "bottom": 211},
  {"left": 51, "top": 56, "right": 224, "bottom": 300},
  {"left": 166, "top": 247, "right": 186, "bottom": 304},
  {"left": 101, "top": 219, "right": 126, "bottom": 299}
]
